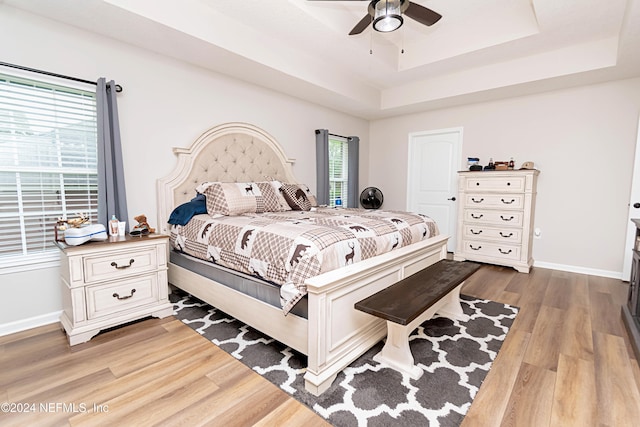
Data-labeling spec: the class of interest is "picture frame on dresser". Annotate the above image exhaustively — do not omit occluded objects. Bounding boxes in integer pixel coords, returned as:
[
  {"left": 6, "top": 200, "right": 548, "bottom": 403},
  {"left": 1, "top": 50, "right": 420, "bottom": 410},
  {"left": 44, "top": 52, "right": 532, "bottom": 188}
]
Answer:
[{"left": 453, "top": 169, "right": 539, "bottom": 273}]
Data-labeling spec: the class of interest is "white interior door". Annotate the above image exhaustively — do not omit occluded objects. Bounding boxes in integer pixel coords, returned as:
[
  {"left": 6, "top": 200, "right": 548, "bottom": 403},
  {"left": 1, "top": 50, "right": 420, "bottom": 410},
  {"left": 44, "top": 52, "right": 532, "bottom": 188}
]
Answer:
[
  {"left": 623, "top": 115, "right": 640, "bottom": 280},
  {"left": 407, "top": 128, "right": 462, "bottom": 252}
]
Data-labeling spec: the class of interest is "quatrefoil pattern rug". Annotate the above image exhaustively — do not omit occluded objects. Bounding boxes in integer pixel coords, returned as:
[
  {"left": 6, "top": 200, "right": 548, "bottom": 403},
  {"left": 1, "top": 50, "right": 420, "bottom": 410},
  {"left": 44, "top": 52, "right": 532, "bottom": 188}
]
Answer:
[{"left": 171, "top": 291, "right": 517, "bottom": 426}]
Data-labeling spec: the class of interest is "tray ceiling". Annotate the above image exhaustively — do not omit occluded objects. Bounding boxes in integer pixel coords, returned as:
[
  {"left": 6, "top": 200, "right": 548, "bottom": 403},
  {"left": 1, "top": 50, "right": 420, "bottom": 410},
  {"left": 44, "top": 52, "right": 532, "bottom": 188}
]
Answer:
[{"left": 4, "top": 0, "right": 640, "bottom": 119}]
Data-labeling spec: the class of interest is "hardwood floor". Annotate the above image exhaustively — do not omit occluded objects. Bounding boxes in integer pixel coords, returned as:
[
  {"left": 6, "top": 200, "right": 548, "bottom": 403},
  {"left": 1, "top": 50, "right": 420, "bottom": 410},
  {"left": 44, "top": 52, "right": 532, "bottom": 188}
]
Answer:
[
  {"left": 461, "top": 265, "right": 640, "bottom": 427},
  {"left": 1, "top": 264, "right": 639, "bottom": 426}
]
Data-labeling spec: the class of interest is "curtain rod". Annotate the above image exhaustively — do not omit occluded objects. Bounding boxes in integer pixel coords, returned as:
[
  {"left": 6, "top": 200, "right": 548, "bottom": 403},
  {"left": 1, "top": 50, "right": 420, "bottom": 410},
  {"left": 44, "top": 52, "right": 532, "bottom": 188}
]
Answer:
[
  {"left": 315, "top": 130, "right": 353, "bottom": 140},
  {"left": 0, "top": 61, "right": 123, "bottom": 93},
  {"left": 330, "top": 132, "right": 348, "bottom": 139}
]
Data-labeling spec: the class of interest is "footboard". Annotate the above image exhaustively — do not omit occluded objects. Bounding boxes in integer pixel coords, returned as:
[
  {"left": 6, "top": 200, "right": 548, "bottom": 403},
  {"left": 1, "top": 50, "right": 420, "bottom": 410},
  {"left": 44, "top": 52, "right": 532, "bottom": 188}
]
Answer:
[{"left": 303, "top": 233, "right": 449, "bottom": 395}]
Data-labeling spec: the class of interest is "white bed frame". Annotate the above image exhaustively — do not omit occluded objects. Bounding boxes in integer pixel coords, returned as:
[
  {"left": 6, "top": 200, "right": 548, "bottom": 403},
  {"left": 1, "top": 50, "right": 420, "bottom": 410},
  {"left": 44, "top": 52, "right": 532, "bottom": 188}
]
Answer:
[{"left": 157, "top": 122, "right": 448, "bottom": 395}]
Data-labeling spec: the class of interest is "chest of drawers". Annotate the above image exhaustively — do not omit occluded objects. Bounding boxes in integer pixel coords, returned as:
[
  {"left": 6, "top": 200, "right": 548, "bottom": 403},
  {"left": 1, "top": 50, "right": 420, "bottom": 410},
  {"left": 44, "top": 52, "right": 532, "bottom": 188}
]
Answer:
[
  {"left": 56, "top": 234, "right": 173, "bottom": 345},
  {"left": 454, "top": 170, "right": 539, "bottom": 273}
]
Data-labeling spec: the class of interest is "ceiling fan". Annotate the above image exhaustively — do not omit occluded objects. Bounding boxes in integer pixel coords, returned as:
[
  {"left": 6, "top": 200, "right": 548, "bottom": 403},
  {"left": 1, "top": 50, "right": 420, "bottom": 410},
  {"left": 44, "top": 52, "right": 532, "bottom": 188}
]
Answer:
[{"left": 308, "top": 0, "right": 442, "bottom": 35}]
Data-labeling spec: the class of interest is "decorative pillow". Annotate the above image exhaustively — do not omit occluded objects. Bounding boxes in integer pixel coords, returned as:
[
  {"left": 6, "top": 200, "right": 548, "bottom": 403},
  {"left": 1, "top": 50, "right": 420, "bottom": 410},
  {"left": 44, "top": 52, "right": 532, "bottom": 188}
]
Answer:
[
  {"left": 201, "top": 181, "right": 284, "bottom": 215},
  {"left": 168, "top": 193, "right": 207, "bottom": 225},
  {"left": 257, "top": 181, "right": 287, "bottom": 212},
  {"left": 280, "top": 183, "right": 312, "bottom": 211},
  {"left": 297, "top": 183, "right": 318, "bottom": 207},
  {"left": 269, "top": 180, "right": 292, "bottom": 211}
]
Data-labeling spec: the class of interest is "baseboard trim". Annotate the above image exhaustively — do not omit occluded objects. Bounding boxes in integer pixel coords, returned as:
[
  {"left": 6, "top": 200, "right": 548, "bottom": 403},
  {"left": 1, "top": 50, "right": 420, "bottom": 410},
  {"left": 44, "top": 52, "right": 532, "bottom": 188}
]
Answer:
[
  {"left": 533, "top": 261, "right": 623, "bottom": 280},
  {"left": 0, "top": 311, "right": 62, "bottom": 337}
]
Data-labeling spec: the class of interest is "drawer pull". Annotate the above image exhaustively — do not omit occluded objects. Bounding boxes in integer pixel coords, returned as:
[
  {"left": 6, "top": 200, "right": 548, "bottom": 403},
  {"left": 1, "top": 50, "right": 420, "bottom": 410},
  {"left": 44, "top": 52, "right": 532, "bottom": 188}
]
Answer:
[
  {"left": 500, "top": 232, "right": 514, "bottom": 238},
  {"left": 498, "top": 248, "right": 513, "bottom": 255},
  {"left": 469, "top": 244, "right": 482, "bottom": 251},
  {"left": 113, "top": 289, "right": 136, "bottom": 300},
  {"left": 111, "top": 259, "right": 135, "bottom": 269},
  {"left": 472, "top": 197, "right": 484, "bottom": 203},
  {"left": 470, "top": 229, "right": 483, "bottom": 235},
  {"left": 507, "top": 182, "right": 511, "bottom": 186},
  {"left": 471, "top": 213, "right": 484, "bottom": 219},
  {"left": 501, "top": 198, "right": 515, "bottom": 204},
  {"left": 500, "top": 215, "right": 514, "bottom": 221}
]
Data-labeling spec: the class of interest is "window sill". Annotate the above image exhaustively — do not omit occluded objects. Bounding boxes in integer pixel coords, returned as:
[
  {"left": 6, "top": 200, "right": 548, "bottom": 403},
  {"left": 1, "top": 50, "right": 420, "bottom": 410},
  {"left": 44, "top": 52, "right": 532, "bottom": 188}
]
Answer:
[{"left": 0, "top": 252, "right": 61, "bottom": 275}]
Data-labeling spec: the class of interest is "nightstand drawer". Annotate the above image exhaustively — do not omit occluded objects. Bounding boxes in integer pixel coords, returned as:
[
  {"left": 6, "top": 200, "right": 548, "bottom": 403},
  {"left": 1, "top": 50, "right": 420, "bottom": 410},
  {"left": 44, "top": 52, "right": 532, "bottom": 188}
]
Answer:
[
  {"left": 86, "top": 275, "right": 159, "bottom": 320},
  {"left": 83, "top": 247, "right": 158, "bottom": 284}
]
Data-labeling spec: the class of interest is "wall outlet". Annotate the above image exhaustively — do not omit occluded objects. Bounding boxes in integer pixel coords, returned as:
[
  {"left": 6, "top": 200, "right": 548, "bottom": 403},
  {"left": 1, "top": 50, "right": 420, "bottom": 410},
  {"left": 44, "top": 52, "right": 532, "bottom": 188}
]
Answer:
[{"left": 534, "top": 227, "right": 541, "bottom": 239}]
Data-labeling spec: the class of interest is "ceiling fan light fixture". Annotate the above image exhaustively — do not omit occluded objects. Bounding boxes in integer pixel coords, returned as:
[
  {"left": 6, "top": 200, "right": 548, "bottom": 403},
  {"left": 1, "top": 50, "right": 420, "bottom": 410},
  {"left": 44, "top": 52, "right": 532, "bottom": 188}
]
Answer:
[{"left": 373, "top": 0, "right": 403, "bottom": 32}]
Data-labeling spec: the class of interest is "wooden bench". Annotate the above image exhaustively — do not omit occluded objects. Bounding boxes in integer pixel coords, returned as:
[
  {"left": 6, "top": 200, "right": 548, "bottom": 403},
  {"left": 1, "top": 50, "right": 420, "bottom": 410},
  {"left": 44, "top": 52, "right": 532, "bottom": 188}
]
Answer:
[{"left": 355, "top": 259, "right": 481, "bottom": 380}]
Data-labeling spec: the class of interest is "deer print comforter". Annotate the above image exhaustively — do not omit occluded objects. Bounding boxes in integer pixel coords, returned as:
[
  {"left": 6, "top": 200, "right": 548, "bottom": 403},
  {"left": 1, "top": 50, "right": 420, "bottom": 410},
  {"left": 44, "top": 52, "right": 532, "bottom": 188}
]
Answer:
[{"left": 170, "top": 208, "right": 439, "bottom": 314}]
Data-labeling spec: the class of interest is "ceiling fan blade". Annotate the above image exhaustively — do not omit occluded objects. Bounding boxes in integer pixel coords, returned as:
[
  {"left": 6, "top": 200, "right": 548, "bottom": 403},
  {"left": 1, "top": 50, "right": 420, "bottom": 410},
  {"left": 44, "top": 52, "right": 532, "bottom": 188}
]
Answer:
[
  {"left": 349, "top": 13, "right": 372, "bottom": 35},
  {"left": 404, "top": 1, "right": 442, "bottom": 26}
]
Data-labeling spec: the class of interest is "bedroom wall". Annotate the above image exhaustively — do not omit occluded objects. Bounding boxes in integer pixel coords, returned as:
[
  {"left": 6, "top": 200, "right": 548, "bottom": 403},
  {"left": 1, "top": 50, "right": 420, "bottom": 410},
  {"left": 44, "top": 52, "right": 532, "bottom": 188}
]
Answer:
[
  {"left": 0, "top": 6, "right": 369, "bottom": 328},
  {"left": 369, "top": 78, "right": 640, "bottom": 277}
]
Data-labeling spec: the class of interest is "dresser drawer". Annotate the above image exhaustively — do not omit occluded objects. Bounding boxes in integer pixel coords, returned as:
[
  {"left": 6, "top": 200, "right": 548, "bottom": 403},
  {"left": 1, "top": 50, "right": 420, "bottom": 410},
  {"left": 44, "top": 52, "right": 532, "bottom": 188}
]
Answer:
[
  {"left": 464, "top": 210, "right": 524, "bottom": 227},
  {"left": 465, "top": 176, "right": 526, "bottom": 193},
  {"left": 464, "top": 194, "right": 524, "bottom": 210},
  {"left": 463, "top": 225, "right": 522, "bottom": 243},
  {"left": 86, "top": 274, "right": 159, "bottom": 320},
  {"left": 83, "top": 247, "right": 158, "bottom": 284},
  {"left": 462, "top": 240, "right": 521, "bottom": 261}
]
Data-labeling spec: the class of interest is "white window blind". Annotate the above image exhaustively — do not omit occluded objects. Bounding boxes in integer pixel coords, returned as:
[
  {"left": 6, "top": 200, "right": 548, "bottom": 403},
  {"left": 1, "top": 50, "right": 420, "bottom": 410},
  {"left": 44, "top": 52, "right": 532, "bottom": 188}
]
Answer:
[
  {"left": 0, "top": 73, "right": 98, "bottom": 268},
  {"left": 329, "top": 136, "right": 349, "bottom": 207}
]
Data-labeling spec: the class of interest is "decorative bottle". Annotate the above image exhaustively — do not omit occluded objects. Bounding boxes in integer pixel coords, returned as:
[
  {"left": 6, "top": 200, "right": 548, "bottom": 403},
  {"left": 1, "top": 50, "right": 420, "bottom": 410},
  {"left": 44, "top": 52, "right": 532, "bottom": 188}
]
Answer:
[
  {"left": 109, "top": 214, "right": 119, "bottom": 236},
  {"left": 508, "top": 157, "right": 515, "bottom": 169}
]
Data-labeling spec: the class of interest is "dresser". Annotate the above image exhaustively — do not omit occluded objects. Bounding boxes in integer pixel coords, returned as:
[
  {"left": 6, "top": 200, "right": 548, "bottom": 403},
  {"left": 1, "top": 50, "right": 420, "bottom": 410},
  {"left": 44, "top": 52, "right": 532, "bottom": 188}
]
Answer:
[
  {"left": 453, "top": 169, "right": 539, "bottom": 273},
  {"left": 56, "top": 234, "right": 173, "bottom": 345},
  {"left": 622, "top": 219, "right": 640, "bottom": 361}
]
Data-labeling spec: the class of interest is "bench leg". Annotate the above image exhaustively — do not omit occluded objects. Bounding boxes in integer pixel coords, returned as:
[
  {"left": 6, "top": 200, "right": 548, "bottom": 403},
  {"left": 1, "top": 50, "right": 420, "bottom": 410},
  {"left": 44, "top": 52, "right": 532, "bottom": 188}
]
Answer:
[
  {"left": 373, "top": 322, "right": 424, "bottom": 380},
  {"left": 435, "top": 282, "right": 469, "bottom": 322},
  {"left": 372, "top": 282, "right": 469, "bottom": 380}
]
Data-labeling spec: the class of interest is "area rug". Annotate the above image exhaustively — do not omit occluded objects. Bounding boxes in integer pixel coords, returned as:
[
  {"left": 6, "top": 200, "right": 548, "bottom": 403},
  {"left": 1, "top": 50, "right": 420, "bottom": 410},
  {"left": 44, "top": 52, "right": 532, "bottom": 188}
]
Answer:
[{"left": 171, "top": 291, "right": 517, "bottom": 426}]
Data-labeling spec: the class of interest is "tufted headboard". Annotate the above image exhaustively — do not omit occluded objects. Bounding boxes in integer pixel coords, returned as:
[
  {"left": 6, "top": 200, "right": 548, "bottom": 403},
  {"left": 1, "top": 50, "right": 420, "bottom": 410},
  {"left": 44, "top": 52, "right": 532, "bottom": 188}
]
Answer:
[{"left": 156, "top": 122, "right": 298, "bottom": 234}]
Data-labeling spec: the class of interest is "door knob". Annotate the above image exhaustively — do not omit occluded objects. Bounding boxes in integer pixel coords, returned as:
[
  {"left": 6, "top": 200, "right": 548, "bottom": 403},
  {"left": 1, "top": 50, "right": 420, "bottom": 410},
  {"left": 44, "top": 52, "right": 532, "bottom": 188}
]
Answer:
[
  {"left": 448, "top": 197, "right": 456, "bottom": 201},
  {"left": 634, "top": 202, "right": 640, "bottom": 208}
]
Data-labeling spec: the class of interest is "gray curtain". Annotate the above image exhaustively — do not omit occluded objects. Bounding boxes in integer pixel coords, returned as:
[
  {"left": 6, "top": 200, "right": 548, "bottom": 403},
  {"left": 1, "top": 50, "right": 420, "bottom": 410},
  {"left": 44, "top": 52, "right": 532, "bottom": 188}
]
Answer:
[
  {"left": 315, "top": 129, "right": 360, "bottom": 208},
  {"left": 347, "top": 136, "right": 360, "bottom": 208},
  {"left": 315, "top": 129, "right": 330, "bottom": 205},
  {"left": 96, "top": 78, "right": 128, "bottom": 231}
]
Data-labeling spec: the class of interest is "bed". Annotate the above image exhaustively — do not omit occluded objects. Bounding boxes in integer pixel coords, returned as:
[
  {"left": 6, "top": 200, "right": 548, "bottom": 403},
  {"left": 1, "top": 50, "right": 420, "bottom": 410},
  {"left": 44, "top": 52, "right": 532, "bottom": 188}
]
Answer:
[{"left": 157, "top": 122, "right": 448, "bottom": 395}]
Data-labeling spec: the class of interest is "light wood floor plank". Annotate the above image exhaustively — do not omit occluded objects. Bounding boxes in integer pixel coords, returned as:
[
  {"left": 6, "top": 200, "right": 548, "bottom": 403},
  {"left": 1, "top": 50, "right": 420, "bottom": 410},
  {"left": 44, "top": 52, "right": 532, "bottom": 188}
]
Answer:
[
  {"left": 2, "top": 264, "right": 639, "bottom": 426},
  {"left": 461, "top": 329, "right": 531, "bottom": 427},
  {"left": 593, "top": 331, "right": 640, "bottom": 426},
  {"left": 590, "top": 291, "right": 626, "bottom": 337},
  {"left": 499, "top": 362, "right": 556, "bottom": 427},
  {"left": 560, "top": 305, "right": 594, "bottom": 362},
  {"left": 518, "top": 267, "right": 552, "bottom": 306},
  {"left": 550, "top": 354, "right": 598, "bottom": 427},
  {"left": 509, "top": 302, "right": 540, "bottom": 333},
  {"left": 253, "top": 399, "right": 331, "bottom": 427},
  {"left": 523, "top": 305, "right": 565, "bottom": 371}
]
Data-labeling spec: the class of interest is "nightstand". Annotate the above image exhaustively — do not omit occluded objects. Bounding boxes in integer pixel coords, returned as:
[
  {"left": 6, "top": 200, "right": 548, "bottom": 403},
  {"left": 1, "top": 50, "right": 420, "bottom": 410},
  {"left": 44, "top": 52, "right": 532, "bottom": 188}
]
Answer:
[{"left": 56, "top": 234, "right": 173, "bottom": 345}]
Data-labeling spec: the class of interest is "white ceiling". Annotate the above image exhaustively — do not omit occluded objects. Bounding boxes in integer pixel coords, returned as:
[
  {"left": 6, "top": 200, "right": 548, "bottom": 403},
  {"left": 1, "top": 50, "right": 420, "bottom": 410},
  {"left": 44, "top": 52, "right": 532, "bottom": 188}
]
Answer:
[{"left": 5, "top": 0, "right": 640, "bottom": 119}]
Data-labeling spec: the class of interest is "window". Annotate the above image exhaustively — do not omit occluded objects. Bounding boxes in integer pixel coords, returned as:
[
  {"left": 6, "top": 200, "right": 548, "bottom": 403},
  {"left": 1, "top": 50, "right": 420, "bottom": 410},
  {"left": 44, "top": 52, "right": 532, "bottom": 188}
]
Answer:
[
  {"left": 316, "top": 129, "right": 359, "bottom": 208},
  {"left": 329, "top": 136, "right": 349, "bottom": 207},
  {"left": 0, "top": 73, "right": 98, "bottom": 270}
]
